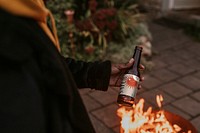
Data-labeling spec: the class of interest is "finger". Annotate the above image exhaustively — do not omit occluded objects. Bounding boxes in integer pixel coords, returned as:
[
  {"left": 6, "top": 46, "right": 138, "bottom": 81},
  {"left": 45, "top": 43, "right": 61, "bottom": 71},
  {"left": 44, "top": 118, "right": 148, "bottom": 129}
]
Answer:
[
  {"left": 139, "top": 64, "right": 145, "bottom": 70},
  {"left": 138, "top": 85, "right": 142, "bottom": 89},
  {"left": 114, "top": 63, "right": 128, "bottom": 70},
  {"left": 122, "top": 58, "right": 144, "bottom": 70},
  {"left": 126, "top": 58, "right": 134, "bottom": 68},
  {"left": 129, "top": 58, "right": 134, "bottom": 64},
  {"left": 111, "top": 65, "right": 120, "bottom": 74},
  {"left": 117, "top": 58, "right": 134, "bottom": 70},
  {"left": 140, "top": 76, "right": 144, "bottom": 81}
]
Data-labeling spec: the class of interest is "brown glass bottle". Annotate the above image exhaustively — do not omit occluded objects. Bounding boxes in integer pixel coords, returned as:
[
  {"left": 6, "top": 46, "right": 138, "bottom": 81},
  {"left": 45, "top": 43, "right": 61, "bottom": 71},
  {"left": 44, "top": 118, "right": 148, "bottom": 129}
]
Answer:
[{"left": 117, "top": 46, "right": 142, "bottom": 107}]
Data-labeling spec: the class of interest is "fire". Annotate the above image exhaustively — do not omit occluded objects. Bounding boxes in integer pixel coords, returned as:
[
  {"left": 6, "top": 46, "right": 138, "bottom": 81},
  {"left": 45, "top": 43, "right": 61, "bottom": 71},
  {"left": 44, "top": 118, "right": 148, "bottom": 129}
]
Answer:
[
  {"left": 117, "top": 95, "right": 192, "bottom": 133},
  {"left": 156, "top": 95, "right": 163, "bottom": 108}
]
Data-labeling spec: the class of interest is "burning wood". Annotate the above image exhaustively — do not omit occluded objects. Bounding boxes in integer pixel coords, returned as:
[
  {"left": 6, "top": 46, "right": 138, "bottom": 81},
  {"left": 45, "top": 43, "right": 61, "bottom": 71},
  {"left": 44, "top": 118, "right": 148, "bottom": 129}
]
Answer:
[{"left": 117, "top": 95, "right": 193, "bottom": 133}]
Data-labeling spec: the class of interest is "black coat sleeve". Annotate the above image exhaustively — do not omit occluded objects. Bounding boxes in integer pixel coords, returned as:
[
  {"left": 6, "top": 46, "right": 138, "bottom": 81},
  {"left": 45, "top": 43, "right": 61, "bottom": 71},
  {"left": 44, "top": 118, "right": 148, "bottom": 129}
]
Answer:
[{"left": 65, "top": 57, "right": 111, "bottom": 91}]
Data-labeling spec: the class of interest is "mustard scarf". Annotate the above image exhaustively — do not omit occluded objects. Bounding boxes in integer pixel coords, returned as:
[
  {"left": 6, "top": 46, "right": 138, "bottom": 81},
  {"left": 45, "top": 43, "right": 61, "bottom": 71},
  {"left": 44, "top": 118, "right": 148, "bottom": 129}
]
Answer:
[{"left": 0, "top": 0, "right": 61, "bottom": 51}]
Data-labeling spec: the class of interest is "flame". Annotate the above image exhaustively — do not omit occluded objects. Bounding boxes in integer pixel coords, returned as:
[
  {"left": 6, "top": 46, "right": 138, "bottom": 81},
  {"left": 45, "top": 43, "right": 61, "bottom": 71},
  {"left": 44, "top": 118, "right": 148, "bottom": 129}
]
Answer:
[
  {"left": 117, "top": 95, "right": 192, "bottom": 133},
  {"left": 156, "top": 95, "right": 163, "bottom": 108}
]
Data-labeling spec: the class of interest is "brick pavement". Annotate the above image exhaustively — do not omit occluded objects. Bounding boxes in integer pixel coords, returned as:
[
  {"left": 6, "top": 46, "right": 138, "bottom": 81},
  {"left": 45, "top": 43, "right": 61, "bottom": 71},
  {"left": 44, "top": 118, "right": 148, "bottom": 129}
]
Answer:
[{"left": 79, "top": 21, "right": 200, "bottom": 133}]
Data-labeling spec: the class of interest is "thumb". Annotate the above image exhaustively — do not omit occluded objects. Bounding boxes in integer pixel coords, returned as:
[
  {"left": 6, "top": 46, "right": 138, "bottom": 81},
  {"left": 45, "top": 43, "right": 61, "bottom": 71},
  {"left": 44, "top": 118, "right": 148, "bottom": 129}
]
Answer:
[{"left": 126, "top": 58, "right": 134, "bottom": 68}]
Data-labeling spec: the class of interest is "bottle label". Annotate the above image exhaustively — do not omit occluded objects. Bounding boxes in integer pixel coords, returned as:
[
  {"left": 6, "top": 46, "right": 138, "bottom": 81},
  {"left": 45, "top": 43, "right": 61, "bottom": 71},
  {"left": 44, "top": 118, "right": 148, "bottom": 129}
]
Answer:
[{"left": 119, "top": 74, "right": 140, "bottom": 98}]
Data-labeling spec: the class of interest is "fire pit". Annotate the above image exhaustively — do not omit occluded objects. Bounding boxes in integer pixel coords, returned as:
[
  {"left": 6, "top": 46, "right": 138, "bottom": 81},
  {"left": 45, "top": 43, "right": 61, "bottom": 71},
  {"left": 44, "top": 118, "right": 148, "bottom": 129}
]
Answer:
[
  {"left": 117, "top": 95, "right": 197, "bottom": 133},
  {"left": 164, "top": 111, "right": 197, "bottom": 133}
]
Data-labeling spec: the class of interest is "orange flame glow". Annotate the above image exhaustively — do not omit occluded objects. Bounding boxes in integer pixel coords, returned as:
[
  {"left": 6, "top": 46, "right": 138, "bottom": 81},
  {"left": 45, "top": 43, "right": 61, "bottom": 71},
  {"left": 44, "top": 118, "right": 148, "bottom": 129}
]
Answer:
[
  {"left": 117, "top": 95, "right": 192, "bottom": 133},
  {"left": 156, "top": 95, "right": 163, "bottom": 108}
]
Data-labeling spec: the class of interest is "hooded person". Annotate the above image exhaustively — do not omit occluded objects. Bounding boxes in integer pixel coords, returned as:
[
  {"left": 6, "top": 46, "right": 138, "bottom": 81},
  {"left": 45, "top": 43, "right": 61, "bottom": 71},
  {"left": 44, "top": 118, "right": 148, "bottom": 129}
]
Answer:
[{"left": 0, "top": 0, "right": 144, "bottom": 133}]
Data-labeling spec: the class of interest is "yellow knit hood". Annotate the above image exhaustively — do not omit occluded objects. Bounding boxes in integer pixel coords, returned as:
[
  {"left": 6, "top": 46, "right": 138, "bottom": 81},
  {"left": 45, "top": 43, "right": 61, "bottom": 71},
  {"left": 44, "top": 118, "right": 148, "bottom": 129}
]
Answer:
[{"left": 0, "top": 0, "right": 61, "bottom": 51}]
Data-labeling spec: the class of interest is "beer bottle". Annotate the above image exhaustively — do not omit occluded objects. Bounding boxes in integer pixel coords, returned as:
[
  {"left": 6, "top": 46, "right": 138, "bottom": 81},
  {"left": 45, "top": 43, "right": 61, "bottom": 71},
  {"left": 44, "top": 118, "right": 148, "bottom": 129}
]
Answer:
[{"left": 117, "top": 46, "right": 142, "bottom": 107}]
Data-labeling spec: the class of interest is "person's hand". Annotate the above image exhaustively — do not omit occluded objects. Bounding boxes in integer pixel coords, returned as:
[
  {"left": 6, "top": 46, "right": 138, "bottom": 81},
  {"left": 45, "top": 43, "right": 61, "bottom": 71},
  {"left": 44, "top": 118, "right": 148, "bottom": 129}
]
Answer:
[{"left": 109, "top": 58, "right": 145, "bottom": 88}]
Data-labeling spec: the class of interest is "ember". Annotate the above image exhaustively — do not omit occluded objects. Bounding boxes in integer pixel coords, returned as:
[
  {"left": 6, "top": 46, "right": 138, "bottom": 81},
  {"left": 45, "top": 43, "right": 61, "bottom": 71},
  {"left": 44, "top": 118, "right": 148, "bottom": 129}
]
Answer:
[{"left": 117, "top": 95, "right": 196, "bottom": 133}]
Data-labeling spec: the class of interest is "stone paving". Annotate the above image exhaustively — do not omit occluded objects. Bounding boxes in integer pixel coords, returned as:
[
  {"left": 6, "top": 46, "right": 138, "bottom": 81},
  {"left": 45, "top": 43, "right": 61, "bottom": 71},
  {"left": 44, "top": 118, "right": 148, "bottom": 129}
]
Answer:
[{"left": 79, "top": 21, "right": 200, "bottom": 133}]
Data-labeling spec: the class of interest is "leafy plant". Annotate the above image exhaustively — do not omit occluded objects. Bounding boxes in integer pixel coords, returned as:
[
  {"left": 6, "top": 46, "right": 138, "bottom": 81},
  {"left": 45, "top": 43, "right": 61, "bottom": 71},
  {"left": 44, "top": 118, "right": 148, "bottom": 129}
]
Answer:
[{"left": 46, "top": 0, "right": 150, "bottom": 62}]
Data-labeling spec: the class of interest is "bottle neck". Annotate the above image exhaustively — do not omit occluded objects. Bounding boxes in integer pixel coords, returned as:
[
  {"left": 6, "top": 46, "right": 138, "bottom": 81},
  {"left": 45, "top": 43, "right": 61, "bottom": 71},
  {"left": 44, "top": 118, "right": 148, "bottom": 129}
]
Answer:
[
  {"left": 132, "top": 49, "right": 141, "bottom": 68},
  {"left": 128, "top": 46, "right": 142, "bottom": 76}
]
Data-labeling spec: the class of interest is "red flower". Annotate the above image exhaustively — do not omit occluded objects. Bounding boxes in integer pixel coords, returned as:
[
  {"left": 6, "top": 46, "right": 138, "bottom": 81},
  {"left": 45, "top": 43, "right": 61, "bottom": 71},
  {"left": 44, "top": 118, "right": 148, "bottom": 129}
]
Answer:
[
  {"left": 75, "top": 19, "right": 93, "bottom": 31},
  {"left": 107, "top": 20, "right": 118, "bottom": 30},
  {"left": 95, "top": 21, "right": 106, "bottom": 30},
  {"left": 85, "top": 45, "right": 95, "bottom": 54},
  {"left": 93, "top": 10, "right": 106, "bottom": 20},
  {"left": 105, "top": 8, "right": 117, "bottom": 16},
  {"left": 91, "top": 8, "right": 118, "bottom": 31}
]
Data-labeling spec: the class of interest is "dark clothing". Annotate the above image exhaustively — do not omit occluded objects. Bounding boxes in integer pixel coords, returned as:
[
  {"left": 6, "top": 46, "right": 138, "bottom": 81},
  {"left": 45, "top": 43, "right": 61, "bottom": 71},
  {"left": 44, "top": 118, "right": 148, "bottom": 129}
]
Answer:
[{"left": 0, "top": 9, "right": 111, "bottom": 133}]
